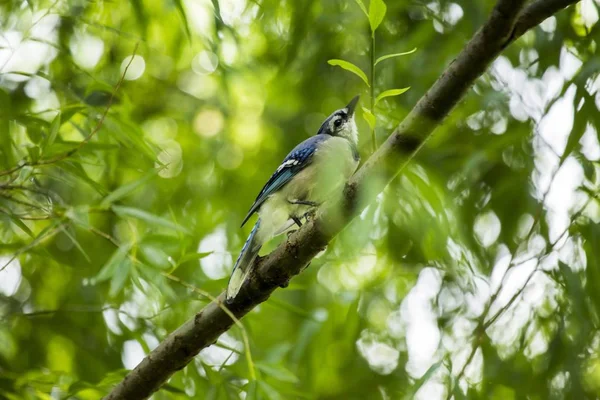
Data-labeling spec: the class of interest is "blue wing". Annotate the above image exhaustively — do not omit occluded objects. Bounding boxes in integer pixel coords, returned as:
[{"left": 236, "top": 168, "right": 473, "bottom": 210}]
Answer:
[{"left": 241, "top": 135, "right": 330, "bottom": 227}]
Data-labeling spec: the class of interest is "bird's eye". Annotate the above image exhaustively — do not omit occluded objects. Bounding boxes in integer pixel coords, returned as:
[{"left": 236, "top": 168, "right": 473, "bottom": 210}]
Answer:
[{"left": 334, "top": 118, "right": 342, "bottom": 128}]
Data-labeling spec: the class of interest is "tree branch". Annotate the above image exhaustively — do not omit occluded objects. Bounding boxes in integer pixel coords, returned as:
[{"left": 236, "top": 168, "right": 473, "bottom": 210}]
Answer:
[{"left": 105, "top": 0, "right": 580, "bottom": 398}]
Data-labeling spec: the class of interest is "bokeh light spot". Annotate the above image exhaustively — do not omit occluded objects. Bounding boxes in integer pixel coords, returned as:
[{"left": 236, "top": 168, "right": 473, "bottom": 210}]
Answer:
[
  {"left": 121, "top": 55, "right": 146, "bottom": 80},
  {"left": 194, "top": 108, "right": 225, "bottom": 137}
]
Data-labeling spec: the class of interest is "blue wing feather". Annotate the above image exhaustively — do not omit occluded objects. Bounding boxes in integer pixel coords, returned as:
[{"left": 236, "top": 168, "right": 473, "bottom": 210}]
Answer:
[{"left": 240, "top": 135, "right": 331, "bottom": 227}]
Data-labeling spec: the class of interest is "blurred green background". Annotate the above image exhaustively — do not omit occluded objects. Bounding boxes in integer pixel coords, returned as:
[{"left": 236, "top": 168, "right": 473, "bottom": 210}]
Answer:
[{"left": 1, "top": 0, "right": 600, "bottom": 398}]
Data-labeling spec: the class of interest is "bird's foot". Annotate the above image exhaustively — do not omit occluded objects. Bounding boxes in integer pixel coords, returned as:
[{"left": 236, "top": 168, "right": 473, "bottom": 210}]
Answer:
[
  {"left": 303, "top": 208, "right": 317, "bottom": 221},
  {"left": 286, "top": 229, "right": 298, "bottom": 238}
]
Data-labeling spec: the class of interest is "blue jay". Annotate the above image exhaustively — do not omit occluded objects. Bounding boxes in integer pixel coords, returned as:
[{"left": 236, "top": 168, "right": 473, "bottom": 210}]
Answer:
[{"left": 226, "top": 96, "right": 361, "bottom": 300}]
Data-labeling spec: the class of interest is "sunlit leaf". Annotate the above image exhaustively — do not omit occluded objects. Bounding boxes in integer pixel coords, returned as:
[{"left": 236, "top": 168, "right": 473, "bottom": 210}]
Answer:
[
  {"left": 173, "top": 0, "right": 192, "bottom": 41},
  {"left": 27, "top": 146, "right": 40, "bottom": 163},
  {"left": 368, "top": 0, "right": 387, "bottom": 34},
  {"left": 139, "top": 244, "right": 171, "bottom": 269},
  {"left": 362, "top": 107, "right": 376, "bottom": 129},
  {"left": 59, "top": 161, "right": 108, "bottom": 196},
  {"left": 109, "top": 258, "right": 132, "bottom": 296},
  {"left": 8, "top": 215, "right": 34, "bottom": 238},
  {"left": 354, "top": 0, "right": 368, "bottom": 17},
  {"left": 327, "top": 59, "right": 370, "bottom": 87},
  {"left": 178, "top": 252, "right": 213, "bottom": 264},
  {"left": 406, "top": 360, "right": 444, "bottom": 398},
  {"left": 100, "top": 168, "right": 161, "bottom": 208},
  {"left": 258, "top": 381, "right": 283, "bottom": 400},
  {"left": 245, "top": 380, "right": 258, "bottom": 400},
  {"left": 375, "top": 47, "right": 417, "bottom": 65},
  {"left": 375, "top": 87, "right": 410, "bottom": 105},
  {"left": 130, "top": 0, "right": 148, "bottom": 37},
  {"left": 66, "top": 206, "right": 91, "bottom": 229},
  {"left": 46, "top": 113, "right": 61, "bottom": 149},
  {"left": 561, "top": 93, "right": 593, "bottom": 166},
  {"left": 112, "top": 205, "right": 191, "bottom": 234}
]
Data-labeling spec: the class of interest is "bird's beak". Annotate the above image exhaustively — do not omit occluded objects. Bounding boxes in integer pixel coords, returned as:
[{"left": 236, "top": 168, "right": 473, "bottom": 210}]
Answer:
[{"left": 346, "top": 95, "right": 360, "bottom": 116}]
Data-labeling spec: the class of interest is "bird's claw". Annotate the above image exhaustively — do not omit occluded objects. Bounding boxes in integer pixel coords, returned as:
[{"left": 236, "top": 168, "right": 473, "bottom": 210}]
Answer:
[
  {"left": 303, "top": 209, "right": 317, "bottom": 221},
  {"left": 287, "top": 229, "right": 298, "bottom": 238}
]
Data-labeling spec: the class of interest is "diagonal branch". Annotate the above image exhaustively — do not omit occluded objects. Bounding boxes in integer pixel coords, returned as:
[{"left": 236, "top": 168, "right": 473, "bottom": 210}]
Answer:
[{"left": 105, "top": 0, "right": 580, "bottom": 398}]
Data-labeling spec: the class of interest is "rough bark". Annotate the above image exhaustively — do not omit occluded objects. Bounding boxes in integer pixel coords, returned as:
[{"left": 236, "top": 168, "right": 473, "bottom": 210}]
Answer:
[{"left": 105, "top": 0, "right": 581, "bottom": 398}]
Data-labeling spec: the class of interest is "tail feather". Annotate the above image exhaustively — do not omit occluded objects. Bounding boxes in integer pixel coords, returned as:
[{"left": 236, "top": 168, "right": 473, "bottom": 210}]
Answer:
[{"left": 227, "top": 220, "right": 262, "bottom": 300}]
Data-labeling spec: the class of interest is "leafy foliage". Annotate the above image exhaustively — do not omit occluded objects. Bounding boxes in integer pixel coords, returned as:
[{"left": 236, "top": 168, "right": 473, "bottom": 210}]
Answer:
[{"left": 0, "top": 0, "right": 599, "bottom": 399}]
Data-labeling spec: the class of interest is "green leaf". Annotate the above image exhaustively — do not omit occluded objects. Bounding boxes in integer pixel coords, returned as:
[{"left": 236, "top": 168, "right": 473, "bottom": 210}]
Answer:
[
  {"left": 46, "top": 113, "right": 61, "bottom": 148},
  {"left": 95, "top": 243, "right": 133, "bottom": 283},
  {"left": 8, "top": 216, "right": 34, "bottom": 238},
  {"left": 139, "top": 244, "right": 171, "bottom": 269},
  {"left": 327, "top": 59, "right": 369, "bottom": 87},
  {"left": 258, "top": 381, "right": 283, "bottom": 400},
  {"left": 65, "top": 205, "right": 91, "bottom": 229},
  {"left": 368, "top": 0, "right": 387, "bottom": 34},
  {"left": 173, "top": 0, "right": 192, "bottom": 41},
  {"left": 560, "top": 93, "right": 592, "bottom": 166},
  {"left": 60, "top": 226, "right": 91, "bottom": 263},
  {"left": 375, "top": 47, "right": 417, "bottom": 65},
  {"left": 104, "top": 118, "right": 157, "bottom": 162},
  {"left": 405, "top": 360, "right": 444, "bottom": 399},
  {"left": 130, "top": 0, "right": 148, "bottom": 37},
  {"left": 362, "top": 107, "right": 375, "bottom": 129},
  {"left": 59, "top": 161, "right": 108, "bottom": 196},
  {"left": 100, "top": 168, "right": 161, "bottom": 208},
  {"left": 27, "top": 146, "right": 40, "bottom": 163},
  {"left": 256, "top": 363, "right": 299, "bottom": 383},
  {"left": 354, "top": 0, "right": 368, "bottom": 17},
  {"left": 245, "top": 380, "right": 258, "bottom": 400},
  {"left": 374, "top": 87, "right": 410, "bottom": 105},
  {"left": 178, "top": 252, "right": 213, "bottom": 264},
  {"left": 60, "top": 105, "right": 86, "bottom": 125},
  {"left": 109, "top": 258, "right": 132, "bottom": 297},
  {"left": 112, "top": 205, "right": 191, "bottom": 234}
]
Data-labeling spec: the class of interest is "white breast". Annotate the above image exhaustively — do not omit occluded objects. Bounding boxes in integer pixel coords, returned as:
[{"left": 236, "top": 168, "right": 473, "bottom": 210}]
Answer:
[
  {"left": 257, "top": 136, "right": 358, "bottom": 241},
  {"left": 284, "top": 136, "right": 358, "bottom": 204}
]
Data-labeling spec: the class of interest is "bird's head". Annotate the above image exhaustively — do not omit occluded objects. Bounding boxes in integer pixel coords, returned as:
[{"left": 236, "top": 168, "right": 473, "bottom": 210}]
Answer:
[{"left": 317, "top": 95, "right": 359, "bottom": 145}]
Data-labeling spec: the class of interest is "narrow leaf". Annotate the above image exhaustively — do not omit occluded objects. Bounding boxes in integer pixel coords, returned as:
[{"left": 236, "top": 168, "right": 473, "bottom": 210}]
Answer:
[
  {"left": 8, "top": 216, "right": 34, "bottom": 238},
  {"left": 112, "top": 205, "right": 191, "bottom": 234},
  {"left": 178, "top": 252, "right": 213, "bottom": 264},
  {"left": 362, "top": 107, "right": 376, "bottom": 129},
  {"left": 375, "top": 87, "right": 411, "bottom": 105},
  {"left": 560, "top": 95, "right": 592, "bottom": 166},
  {"left": 173, "top": 0, "right": 192, "bottom": 41},
  {"left": 407, "top": 360, "right": 444, "bottom": 398},
  {"left": 327, "top": 59, "right": 370, "bottom": 87},
  {"left": 100, "top": 168, "right": 161, "bottom": 208},
  {"left": 60, "top": 226, "right": 91, "bottom": 263},
  {"left": 109, "top": 259, "right": 132, "bottom": 297},
  {"left": 130, "top": 0, "right": 148, "bottom": 38},
  {"left": 47, "top": 113, "right": 61, "bottom": 148},
  {"left": 375, "top": 47, "right": 417, "bottom": 65},
  {"left": 95, "top": 243, "right": 133, "bottom": 283},
  {"left": 60, "top": 161, "right": 108, "bottom": 196},
  {"left": 354, "top": 0, "right": 368, "bottom": 17},
  {"left": 256, "top": 363, "right": 299, "bottom": 383},
  {"left": 368, "top": 0, "right": 387, "bottom": 34}
]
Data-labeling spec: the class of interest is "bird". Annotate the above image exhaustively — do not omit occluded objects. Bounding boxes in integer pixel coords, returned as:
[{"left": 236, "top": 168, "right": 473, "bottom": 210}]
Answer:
[{"left": 226, "top": 96, "right": 361, "bottom": 300}]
